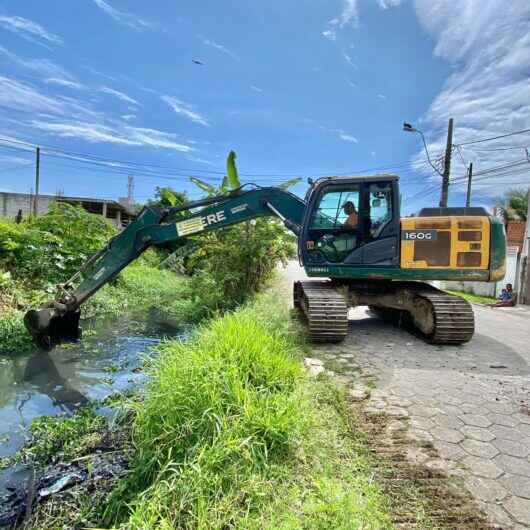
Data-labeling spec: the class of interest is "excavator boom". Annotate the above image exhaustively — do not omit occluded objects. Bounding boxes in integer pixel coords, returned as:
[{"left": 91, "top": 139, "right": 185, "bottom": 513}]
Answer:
[{"left": 24, "top": 186, "right": 306, "bottom": 348}]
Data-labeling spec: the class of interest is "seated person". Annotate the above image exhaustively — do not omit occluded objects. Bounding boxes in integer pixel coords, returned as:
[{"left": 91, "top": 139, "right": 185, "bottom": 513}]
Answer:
[
  {"left": 499, "top": 289, "right": 511, "bottom": 302},
  {"left": 343, "top": 201, "right": 358, "bottom": 229},
  {"left": 490, "top": 283, "right": 516, "bottom": 308}
]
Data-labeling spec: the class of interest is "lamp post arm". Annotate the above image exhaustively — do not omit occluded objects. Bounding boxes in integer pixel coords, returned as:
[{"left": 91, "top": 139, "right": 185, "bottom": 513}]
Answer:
[{"left": 418, "top": 129, "right": 443, "bottom": 177}]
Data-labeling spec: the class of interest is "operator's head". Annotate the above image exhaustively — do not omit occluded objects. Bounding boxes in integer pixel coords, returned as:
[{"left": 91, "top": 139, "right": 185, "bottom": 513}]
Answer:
[
  {"left": 343, "top": 201, "right": 356, "bottom": 215},
  {"left": 506, "top": 283, "right": 513, "bottom": 291}
]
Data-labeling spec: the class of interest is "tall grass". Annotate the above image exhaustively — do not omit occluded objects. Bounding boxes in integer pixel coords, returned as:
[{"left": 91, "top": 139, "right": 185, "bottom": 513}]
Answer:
[
  {"left": 85, "top": 264, "right": 196, "bottom": 321},
  {"left": 105, "top": 293, "right": 392, "bottom": 529}
]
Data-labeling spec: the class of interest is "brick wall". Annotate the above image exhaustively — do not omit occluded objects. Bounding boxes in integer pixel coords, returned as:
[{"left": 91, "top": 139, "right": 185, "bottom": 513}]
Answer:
[{"left": 506, "top": 220, "right": 526, "bottom": 251}]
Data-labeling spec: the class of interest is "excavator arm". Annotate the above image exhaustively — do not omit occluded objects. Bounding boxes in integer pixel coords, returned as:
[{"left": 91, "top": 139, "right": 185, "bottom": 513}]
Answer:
[{"left": 24, "top": 185, "right": 306, "bottom": 348}]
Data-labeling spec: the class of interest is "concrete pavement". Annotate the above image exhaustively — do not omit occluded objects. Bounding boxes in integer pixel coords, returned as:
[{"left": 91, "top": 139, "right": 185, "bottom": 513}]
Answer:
[{"left": 280, "top": 262, "right": 530, "bottom": 529}]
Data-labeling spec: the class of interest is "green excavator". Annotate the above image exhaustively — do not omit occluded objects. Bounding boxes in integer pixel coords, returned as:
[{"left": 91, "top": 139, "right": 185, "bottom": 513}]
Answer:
[{"left": 24, "top": 171, "right": 506, "bottom": 349}]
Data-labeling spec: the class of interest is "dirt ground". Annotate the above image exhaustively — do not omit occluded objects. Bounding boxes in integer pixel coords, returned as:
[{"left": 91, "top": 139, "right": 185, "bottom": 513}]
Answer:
[{"left": 279, "top": 262, "right": 530, "bottom": 530}]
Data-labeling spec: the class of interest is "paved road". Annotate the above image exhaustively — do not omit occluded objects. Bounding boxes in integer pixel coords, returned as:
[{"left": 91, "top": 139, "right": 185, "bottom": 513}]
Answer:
[{"left": 280, "top": 262, "right": 530, "bottom": 529}]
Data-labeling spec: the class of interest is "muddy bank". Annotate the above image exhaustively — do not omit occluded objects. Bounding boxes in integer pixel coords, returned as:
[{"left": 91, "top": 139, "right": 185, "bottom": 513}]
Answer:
[{"left": 1, "top": 420, "right": 129, "bottom": 529}]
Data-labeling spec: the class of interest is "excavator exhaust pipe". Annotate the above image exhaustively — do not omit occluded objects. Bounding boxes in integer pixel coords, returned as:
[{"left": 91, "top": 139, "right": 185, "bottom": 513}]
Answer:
[{"left": 24, "top": 304, "right": 81, "bottom": 349}]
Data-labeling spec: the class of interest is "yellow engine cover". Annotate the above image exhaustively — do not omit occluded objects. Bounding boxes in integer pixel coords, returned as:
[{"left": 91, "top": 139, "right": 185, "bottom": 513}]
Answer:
[{"left": 400, "top": 216, "right": 490, "bottom": 270}]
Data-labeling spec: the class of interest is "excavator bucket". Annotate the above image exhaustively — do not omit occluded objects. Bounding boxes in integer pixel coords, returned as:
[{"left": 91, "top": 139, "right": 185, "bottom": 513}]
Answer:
[{"left": 24, "top": 305, "right": 81, "bottom": 349}]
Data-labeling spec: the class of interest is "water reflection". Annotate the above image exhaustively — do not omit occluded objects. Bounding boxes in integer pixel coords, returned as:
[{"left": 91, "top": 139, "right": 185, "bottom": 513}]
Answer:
[
  {"left": 0, "top": 313, "right": 184, "bottom": 462},
  {"left": 22, "top": 352, "right": 89, "bottom": 411}
]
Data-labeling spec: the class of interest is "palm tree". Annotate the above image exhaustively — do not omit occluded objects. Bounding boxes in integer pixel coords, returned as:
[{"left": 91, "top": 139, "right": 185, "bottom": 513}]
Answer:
[{"left": 494, "top": 188, "right": 528, "bottom": 221}]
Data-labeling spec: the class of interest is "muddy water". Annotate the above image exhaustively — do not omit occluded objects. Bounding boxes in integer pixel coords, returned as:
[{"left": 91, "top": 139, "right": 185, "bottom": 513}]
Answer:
[{"left": 0, "top": 310, "right": 186, "bottom": 498}]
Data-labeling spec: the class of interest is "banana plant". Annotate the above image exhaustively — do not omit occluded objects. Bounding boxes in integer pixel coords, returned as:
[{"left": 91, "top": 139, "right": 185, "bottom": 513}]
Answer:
[{"left": 189, "top": 150, "right": 302, "bottom": 195}]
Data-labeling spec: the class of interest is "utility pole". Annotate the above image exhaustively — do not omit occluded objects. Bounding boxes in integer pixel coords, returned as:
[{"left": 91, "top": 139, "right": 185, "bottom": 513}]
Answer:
[
  {"left": 127, "top": 175, "right": 134, "bottom": 204},
  {"left": 465, "top": 162, "right": 473, "bottom": 207},
  {"left": 522, "top": 188, "right": 530, "bottom": 304},
  {"left": 33, "top": 147, "right": 40, "bottom": 217},
  {"left": 439, "top": 118, "right": 453, "bottom": 208}
]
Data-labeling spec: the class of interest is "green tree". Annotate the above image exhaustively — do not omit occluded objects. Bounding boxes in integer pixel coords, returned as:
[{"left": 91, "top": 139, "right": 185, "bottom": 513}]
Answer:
[
  {"left": 186, "top": 151, "right": 298, "bottom": 313},
  {"left": 147, "top": 187, "right": 188, "bottom": 209},
  {"left": 495, "top": 188, "right": 528, "bottom": 221}
]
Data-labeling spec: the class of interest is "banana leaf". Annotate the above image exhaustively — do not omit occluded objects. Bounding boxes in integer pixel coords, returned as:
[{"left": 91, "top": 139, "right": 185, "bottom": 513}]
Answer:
[
  {"left": 226, "top": 150, "right": 240, "bottom": 190},
  {"left": 190, "top": 177, "right": 216, "bottom": 196}
]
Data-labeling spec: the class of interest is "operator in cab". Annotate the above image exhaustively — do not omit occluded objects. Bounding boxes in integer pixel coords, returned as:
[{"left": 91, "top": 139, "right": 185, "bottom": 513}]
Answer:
[{"left": 343, "top": 201, "right": 358, "bottom": 229}]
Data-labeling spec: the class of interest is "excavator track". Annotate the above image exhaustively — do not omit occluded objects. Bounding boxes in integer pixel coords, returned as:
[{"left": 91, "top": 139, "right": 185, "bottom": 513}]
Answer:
[
  {"left": 412, "top": 289, "right": 475, "bottom": 344},
  {"left": 294, "top": 281, "right": 348, "bottom": 342}
]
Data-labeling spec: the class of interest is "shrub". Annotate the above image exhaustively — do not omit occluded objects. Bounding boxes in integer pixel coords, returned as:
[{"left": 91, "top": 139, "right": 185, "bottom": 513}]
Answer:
[
  {"left": 0, "top": 202, "right": 116, "bottom": 285},
  {"left": 187, "top": 219, "right": 296, "bottom": 314}
]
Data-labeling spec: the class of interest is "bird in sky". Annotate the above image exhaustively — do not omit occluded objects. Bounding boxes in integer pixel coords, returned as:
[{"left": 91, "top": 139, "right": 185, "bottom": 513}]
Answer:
[{"left": 192, "top": 59, "right": 204, "bottom": 65}]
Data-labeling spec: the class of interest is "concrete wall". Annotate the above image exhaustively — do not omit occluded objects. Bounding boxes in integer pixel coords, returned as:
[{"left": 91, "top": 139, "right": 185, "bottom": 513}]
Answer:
[
  {"left": 0, "top": 192, "right": 53, "bottom": 220},
  {"left": 0, "top": 192, "right": 133, "bottom": 228}
]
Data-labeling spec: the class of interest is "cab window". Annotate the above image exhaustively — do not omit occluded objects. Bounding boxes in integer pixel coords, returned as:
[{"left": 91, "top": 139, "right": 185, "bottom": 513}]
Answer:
[
  {"left": 308, "top": 186, "right": 360, "bottom": 263},
  {"left": 310, "top": 187, "right": 360, "bottom": 229},
  {"left": 368, "top": 182, "right": 392, "bottom": 238}
]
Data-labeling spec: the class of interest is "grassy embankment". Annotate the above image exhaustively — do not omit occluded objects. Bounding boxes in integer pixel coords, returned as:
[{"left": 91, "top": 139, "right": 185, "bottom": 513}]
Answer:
[
  {"left": 445, "top": 289, "right": 496, "bottom": 305},
  {"left": 22, "top": 291, "right": 393, "bottom": 529}
]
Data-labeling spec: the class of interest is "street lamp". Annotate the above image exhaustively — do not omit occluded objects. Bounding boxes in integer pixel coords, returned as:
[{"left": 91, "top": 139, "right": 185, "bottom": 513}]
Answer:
[{"left": 403, "top": 122, "right": 443, "bottom": 177}]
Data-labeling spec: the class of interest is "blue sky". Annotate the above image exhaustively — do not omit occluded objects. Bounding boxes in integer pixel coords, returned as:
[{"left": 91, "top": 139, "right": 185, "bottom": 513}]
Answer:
[{"left": 0, "top": 0, "right": 529, "bottom": 212}]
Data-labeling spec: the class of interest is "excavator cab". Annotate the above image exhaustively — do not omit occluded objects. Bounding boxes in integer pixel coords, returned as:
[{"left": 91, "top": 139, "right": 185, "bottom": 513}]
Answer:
[{"left": 300, "top": 176, "right": 400, "bottom": 267}]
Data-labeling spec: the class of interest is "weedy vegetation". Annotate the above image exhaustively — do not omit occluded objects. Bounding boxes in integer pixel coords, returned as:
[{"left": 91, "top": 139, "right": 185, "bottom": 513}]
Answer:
[
  {"left": 14, "top": 406, "right": 106, "bottom": 466},
  {"left": 98, "top": 293, "right": 393, "bottom": 529}
]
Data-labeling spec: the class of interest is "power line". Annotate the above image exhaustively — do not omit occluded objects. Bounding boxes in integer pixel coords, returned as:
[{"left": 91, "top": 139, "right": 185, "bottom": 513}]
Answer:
[
  {"left": 467, "top": 145, "right": 529, "bottom": 153},
  {"left": 450, "top": 159, "right": 530, "bottom": 183},
  {"left": 455, "top": 127, "right": 530, "bottom": 147},
  {"left": 0, "top": 135, "right": 438, "bottom": 179}
]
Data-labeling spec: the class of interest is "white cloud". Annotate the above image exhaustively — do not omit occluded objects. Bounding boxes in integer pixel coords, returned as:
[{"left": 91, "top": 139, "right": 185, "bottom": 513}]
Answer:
[
  {"left": 31, "top": 121, "right": 138, "bottom": 146},
  {"left": 322, "top": 0, "right": 358, "bottom": 40},
  {"left": 92, "top": 0, "right": 153, "bottom": 30},
  {"left": 250, "top": 85, "right": 264, "bottom": 93},
  {"left": 121, "top": 114, "right": 136, "bottom": 121},
  {"left": 377, "top": 93, "right": 387, "bottom": 100},
  {"left": 161, "top": 95, "right": 210, "bottom": 127},
  {"left": 100, "top": 86, "right": 140, "bottom": 106},
  {"left": 343, "top": 52, "right": 357, "bottom": 69},
  {"left": 0, "top": 15, "right": 62, "bottom": 47},
  {"left": 322, "top": 0, "right": 404, "bottom": 41},
  {"left": 0, "top": 154, "right": 32, "bottom": 165},
  {"left": 412, "top": 0, "right": 530, "bottom": 193},
  {"left": 0, "top": 45, "right": 78, "bottom": 83},
  {"left": 0, "top": 76, "right": 70, "bottom": 115},
  {"left": 186, "top": 155, "right": 216, "bottom": 166},
  {"left": 347, "top": 80, "right": 357, "bottom": 88},
  {"left": 30, "top": 120, "right": 194, "bottom": 152},
  {"left": 201, "top": 37, "right": 239, "bottom": 61},
  {"left": 378, "top": 0, "right": 404, "bottom": 9},
  {"left": 0, "top": 76, "right": 196, "bottom": 154},
  {"left": 44, "top": 78, "right": 84, "bottom": 90},
  {"left": 128, "top": 126, "right": 192, "bottom": 151},
  {"left": 308, "top": 120, "right": 359, "bottom": 144}
]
